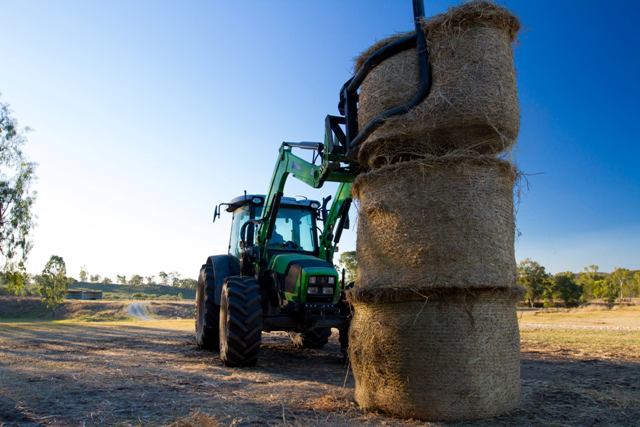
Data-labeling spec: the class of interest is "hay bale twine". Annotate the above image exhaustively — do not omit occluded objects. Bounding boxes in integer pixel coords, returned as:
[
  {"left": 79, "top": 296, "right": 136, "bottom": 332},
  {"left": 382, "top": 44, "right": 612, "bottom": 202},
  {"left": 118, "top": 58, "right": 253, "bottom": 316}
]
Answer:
[
  {"left": 348, "top": 287, "right": 522, "bottom": 421},
  {"left": 353, "top": 156, "right": 517, "bottom": 290},
  {"left": 355, "top": 1, "right": 520, "bottom": 168}
]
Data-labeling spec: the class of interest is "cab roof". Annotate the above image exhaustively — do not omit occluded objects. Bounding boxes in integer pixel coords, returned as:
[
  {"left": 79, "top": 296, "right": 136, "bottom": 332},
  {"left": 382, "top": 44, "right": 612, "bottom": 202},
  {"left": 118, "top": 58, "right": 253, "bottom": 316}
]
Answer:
[{"left": 226, "top": 194, "right": 320, "bottom": 212}]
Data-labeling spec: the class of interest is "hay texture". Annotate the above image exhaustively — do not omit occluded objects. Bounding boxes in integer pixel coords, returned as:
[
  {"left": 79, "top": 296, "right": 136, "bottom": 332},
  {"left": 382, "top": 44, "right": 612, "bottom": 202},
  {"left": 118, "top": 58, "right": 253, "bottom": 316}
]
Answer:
[
  {"left": 353, "top": 156, "right": 516, "bottom": 290},
  {"left": 349, "top": 287, "right": 522, "bottom": 421},
  {"left": 355, "top": 1, "right": 520, "bottom": 168}
]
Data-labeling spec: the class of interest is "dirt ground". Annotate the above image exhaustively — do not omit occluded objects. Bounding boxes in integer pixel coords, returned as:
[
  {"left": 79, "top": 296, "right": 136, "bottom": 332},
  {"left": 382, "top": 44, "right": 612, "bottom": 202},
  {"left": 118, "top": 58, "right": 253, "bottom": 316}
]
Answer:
[
  {"left": 0, "top": 309, "right": 639, "bottom": 426},
  {"left": 0, "top": 297, "right": 194, "bottom": 322}
]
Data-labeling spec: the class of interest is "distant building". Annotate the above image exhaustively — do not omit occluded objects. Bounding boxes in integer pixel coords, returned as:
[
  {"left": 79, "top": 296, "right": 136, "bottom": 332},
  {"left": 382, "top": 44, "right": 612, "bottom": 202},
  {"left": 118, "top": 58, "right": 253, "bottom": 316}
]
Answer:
[{"left": 65, "top": 290, "right": 103, "bottom": 300}]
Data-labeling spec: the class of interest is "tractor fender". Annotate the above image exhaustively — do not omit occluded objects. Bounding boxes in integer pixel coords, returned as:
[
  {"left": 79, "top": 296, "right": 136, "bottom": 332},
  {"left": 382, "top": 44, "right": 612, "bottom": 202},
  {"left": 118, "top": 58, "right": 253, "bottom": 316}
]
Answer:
[{"left": 205, "top": 255, "right": 241, "bottom": 305}]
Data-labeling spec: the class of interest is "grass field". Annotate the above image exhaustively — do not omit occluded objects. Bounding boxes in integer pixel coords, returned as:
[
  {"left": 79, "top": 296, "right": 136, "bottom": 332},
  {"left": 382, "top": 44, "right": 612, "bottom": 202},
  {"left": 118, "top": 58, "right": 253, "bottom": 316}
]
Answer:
[
  {"left": 68, "top": 281, "right": 195, "bottom": 300},
  {"left": 0, "top": 296, "right": 194, "bottom": 322},
  {"left": 0, "top": 303, "right": 638, "bottom": 426},
  {"left": 519, "top": 306, "right": 640, "bottom": 361}
]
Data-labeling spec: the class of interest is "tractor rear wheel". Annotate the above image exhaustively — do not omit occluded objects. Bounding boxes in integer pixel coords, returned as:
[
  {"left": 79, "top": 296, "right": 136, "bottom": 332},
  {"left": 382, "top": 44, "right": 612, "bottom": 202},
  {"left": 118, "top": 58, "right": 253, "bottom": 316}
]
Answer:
[
  {"left": 195, "top": 265, "right": 219, "bottom": 350},
  {"left": 289, "top": 327, "right": 332, "bottom": 349},
  {"left": 219, "top": 276, "right": 262, "bottom": 367}
]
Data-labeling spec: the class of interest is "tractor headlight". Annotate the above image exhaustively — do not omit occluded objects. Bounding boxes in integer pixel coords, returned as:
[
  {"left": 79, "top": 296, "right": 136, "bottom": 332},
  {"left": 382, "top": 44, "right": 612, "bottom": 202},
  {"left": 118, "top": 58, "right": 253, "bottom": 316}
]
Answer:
[
  {"left": 328, "top": 276, "right": 335, "bottom": 285},
  {"left": 309, "top": 276, "right": 317, "bottom": 284},
  {"left": 322, "top": 286, "right": 334, "bottom": 295},
  {"left": 308, "top": 286, "right": 319, "bottom": 295}
]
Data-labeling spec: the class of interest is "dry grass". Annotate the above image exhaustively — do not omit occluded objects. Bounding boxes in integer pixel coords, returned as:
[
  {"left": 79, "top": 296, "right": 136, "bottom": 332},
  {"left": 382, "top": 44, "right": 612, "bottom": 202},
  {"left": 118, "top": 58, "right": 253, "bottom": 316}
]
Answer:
[
  {"left": 0, "top": 307, "right": 639, "bottom": 426},
  {"left": 0, "top": 296, "right": 194, "bottom": 322},
  {"left": 518, "top": 305, "right": 640, "bottom": 329},
  {"left": 518, "top": 306, "right": 640, "bottom": 361}
]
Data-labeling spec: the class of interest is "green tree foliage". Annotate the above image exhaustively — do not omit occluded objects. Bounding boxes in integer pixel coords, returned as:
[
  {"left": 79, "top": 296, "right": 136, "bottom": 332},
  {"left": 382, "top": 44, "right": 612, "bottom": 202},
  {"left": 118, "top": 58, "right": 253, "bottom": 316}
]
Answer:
[
  {"left": 4, "top": 270, "right": 27, "bottom": 296},
  {"left": 517, "top": 259, "right": 551, "bottom": 307},
  {"left": 338, "top": 251, "right": 357, "bottom": 283},
  {"left": 593, "top": 278, "right": 617, "bottom": 308},
  {"left": 576, "top": 264, "right": 604, "bottom": 300},
  {"left": 633, "top": 272, "right": 640, "bottom": 298},
  {"left": 158, "top": 271, "right": 168, "bottom": 285},
  {"left": 116, "top": 275, "right": 126, "bottom": 284},
  {"left": 38, "top": 255, "right": 68, "bottom": 310},
  {"left": 145, "top": 276, "right": 155, "bottom": 285},
  {"left": 175, "top": 278, "right": 197, "bottom": 289},
  {"left": 610, "top": 268, "right": 634, "bottom": 300},
  {"left": 0, "top": 98, "right": 37, "bottom": 276},
  {"left": 169, "top": 272, "right": 181, "bottom": 287},
  {"left": 89, "top": 274, "right": 100, "bottom": 283},
  {"left": 128, "top": 274, "right": 143, "bottom": 286},
  {"left": 79, "top": 267, "right": 88, "bottom": 282},
  {"left": 101, "top": 277, "right": 112, "bottom": 284},
  {"left": 552, "top": 272, "right": 583, "bottom": 307}
]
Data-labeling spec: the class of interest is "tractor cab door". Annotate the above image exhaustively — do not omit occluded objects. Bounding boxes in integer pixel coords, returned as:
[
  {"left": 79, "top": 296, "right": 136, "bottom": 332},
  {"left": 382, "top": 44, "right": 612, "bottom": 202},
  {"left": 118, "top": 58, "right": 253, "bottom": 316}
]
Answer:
[{"left": 228, "top": 205, "right": 251, "bottom": 258}]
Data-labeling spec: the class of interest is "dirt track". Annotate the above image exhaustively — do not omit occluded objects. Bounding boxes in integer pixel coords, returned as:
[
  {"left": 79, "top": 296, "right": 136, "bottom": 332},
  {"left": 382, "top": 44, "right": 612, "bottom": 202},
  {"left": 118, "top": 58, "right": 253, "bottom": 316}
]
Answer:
[{"left": 0, "top": 320, "right": 638, "bottom": 426}]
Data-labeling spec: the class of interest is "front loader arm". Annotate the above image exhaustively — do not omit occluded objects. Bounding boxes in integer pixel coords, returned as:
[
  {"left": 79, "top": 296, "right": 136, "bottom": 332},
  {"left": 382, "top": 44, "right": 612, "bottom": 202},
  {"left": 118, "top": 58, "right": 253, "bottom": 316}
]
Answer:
[
  {"left": 318, "top": 182, "right": 352, "bottom": 262},
  {"left": 257, "top": 143, "right": 319, "bottom": 254},
  {"left": 257, "top": 142, "right": 357, "bottom": 265}
]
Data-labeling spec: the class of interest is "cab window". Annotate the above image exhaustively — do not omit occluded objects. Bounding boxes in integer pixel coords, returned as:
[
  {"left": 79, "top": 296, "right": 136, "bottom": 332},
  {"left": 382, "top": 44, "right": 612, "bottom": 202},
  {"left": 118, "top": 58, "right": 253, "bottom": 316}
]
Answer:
[
  {"left": 268, "top": 207, "right": 315, "bottom": 252},
  {"left": 228, "top": 206, "right": 251, "bottom": 258}
]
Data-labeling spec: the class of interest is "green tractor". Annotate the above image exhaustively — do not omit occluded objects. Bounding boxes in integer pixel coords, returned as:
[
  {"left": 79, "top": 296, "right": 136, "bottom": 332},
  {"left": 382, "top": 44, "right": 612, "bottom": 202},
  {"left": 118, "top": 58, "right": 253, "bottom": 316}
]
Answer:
[
  {"left": 195, "top": 141, "right": 358, "bottom": 366},
  {"left": 196, "top": 0, "right": 432, "bottom": 367}
]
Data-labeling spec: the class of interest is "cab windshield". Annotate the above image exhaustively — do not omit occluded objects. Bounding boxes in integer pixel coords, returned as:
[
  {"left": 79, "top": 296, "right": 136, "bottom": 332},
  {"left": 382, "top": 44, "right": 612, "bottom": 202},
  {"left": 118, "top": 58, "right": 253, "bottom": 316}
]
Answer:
[{"left": 268, "top": 206, "right": 316, "bottom": 252}]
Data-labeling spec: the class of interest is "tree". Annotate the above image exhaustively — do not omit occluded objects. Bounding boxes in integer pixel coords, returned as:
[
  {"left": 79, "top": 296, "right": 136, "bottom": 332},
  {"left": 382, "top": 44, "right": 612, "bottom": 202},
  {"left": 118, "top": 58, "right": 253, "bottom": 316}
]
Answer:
[
  {"left": 79, "top": 267, "right": 88, "bottom": 282},
  {"left": 145, "top": 276, "right": 155, "bottom": 285},
  {"left": 116, "top": 275, "right": 126, "bottom": 285},
  {"left": 128, "top": 274, "right": 143, "bottom": 286},
  {"left": 553, "top": 272, "right": 583, "bottom": 307},
  {"left": 338, "top": 251, "right": 357, "bottom": 283},
  {"left": 633, "top": 272, "right": 640, "bottom": 298},
  {"left": 89, "top": 274, "right": 101, "bottom": 283},
  {"left": 38, "top": 255, "right": 68, "bottom": 310},
  {"left": 101, "top": 277, "right": 112, "bottom": 285},
  {"left": 577, "top": 264, "right": 602, "bottom": 300},
  {"left": 4, "top": 269, "right": 27, "bottom": 296},
  {"left": 158, "top": 271, "right": 168, "bottom": 285},
  {"left": 593, "top": 277, "right": 618, "bottom": 308},
  {"left": 169, "top": 272, "right": 181, "bottom": 287},
  {"left": 517, "top": 259, "right": 551, "bottom": 307},
  {"left": 0, "top": 98, "right": 37, "bottom": 275},
  {"left": 175, "top": 278, "right": 197, "bottom": 289},
  {"left": 609, "top": 267, "right": 633, "bottom": 301}
]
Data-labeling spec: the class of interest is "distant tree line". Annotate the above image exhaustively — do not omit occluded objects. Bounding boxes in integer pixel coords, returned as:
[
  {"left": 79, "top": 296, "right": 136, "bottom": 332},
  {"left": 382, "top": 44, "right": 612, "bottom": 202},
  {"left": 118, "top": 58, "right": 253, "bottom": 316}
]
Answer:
[
  {"left": 77, "top": 267, "right": 196, "bottom": 289},
  {"left": 1, "top": 259, "right": 197, "bottom": 307},
  {"left": 517, "top": 259, "right": 640, "bottom": 308},
  {"left": 338, "top": 251, "right": 639, "bottom": 309}
]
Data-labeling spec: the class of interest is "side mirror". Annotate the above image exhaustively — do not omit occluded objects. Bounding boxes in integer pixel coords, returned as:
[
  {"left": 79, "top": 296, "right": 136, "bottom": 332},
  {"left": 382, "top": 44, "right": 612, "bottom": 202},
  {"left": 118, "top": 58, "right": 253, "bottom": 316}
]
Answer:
[
  {"left": 213, "top": 205, "right": 220, "bottom": 223},
  {"left": 321, "top": 195, "right": 332, "bottom": 223},
  {"left": 343, "top": 214, "right": 350, "bottom": 230}
]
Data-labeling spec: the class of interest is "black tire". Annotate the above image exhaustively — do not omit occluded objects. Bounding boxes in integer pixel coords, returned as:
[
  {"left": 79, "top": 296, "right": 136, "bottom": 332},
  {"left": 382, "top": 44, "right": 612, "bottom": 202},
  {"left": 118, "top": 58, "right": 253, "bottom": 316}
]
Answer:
[
  {"left": 289, "top": 327, "right": 332, "bottom": 349},
  {"left": 219, "top": 276, "right": 262, "bottom": 367},
  {"left": 195, "top": 266, "right": 219, "bottom": 350}
]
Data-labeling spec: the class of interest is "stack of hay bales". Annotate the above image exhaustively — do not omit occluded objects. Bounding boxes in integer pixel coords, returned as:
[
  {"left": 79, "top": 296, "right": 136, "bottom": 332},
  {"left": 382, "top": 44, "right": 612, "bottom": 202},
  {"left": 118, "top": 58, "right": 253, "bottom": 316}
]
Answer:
[{"left": 347, "top": 1, "right": 523, "bottom": 421}]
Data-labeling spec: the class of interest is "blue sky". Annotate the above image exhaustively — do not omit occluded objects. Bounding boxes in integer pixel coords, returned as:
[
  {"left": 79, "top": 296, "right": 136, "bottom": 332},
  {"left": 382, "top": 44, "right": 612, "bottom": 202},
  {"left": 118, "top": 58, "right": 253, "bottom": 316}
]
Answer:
[{"left": 0, "top": 0, "right": 638, "bottom": 279}]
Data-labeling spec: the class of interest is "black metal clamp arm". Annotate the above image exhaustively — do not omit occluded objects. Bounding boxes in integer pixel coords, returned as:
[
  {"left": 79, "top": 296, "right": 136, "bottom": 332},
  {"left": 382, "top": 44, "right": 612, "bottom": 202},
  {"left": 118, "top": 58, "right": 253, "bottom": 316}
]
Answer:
[{"left": 340, "top": 0, "right": 432, "bottom": 158}]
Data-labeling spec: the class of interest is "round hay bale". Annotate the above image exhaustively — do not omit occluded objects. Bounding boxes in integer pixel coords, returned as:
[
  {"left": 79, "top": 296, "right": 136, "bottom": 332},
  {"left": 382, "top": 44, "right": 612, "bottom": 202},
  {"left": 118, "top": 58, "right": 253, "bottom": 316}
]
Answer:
[
  {"left": 348, "top": 287, "right": 522, "bottom": 421},
  {"left": 355, "top": 1, "right": 520, "bottom": 168},
  {"left": 353, "top": 156, "right": 516, "bottom": 290}
]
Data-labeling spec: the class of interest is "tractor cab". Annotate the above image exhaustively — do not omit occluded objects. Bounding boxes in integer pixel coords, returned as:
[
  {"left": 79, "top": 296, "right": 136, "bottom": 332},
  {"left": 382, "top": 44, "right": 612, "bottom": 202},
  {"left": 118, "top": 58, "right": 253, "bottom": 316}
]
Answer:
[{"left": 222, "top": 194, "right": 321, "bottom": 259}]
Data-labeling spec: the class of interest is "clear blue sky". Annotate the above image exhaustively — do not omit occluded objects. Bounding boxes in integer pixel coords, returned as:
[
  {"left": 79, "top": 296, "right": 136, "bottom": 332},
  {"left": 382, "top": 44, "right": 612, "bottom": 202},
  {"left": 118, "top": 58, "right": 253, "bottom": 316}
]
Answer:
[{"left": 1, "top": 0, "right": 638, "bottom": 279}]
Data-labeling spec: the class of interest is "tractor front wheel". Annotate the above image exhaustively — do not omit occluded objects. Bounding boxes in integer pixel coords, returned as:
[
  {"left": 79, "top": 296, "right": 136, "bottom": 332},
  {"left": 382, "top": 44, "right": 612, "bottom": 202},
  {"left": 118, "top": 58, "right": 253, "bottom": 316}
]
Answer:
[
  {"left": 219, "top": 276, "right": 262, "bottom": 367},
  {"left": 289, "top": 327, "right": 332, "bottom": 349}
]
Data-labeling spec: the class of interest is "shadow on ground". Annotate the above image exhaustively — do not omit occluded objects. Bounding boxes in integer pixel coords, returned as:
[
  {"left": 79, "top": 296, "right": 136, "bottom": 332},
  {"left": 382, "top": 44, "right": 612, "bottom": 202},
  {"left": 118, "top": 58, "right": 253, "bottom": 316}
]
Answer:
[{"left": 0, "top": 322, "right": 638, "bottom": 426}]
